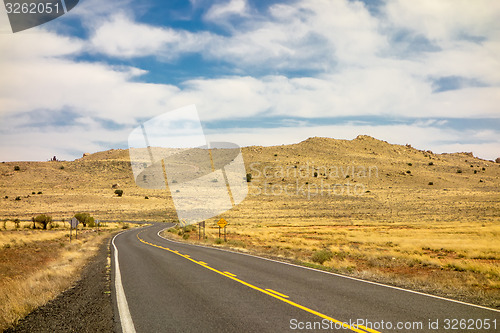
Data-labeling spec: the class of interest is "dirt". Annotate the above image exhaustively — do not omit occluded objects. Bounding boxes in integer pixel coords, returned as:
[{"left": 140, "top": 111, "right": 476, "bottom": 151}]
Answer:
[{"left": 4, "top": 236, "right": 114, "bottom": 333}]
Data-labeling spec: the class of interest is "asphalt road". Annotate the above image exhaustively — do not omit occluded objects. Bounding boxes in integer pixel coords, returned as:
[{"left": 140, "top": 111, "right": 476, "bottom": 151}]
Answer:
[{"left": 112, "top": 224, "right": 500, "bottom": 333}]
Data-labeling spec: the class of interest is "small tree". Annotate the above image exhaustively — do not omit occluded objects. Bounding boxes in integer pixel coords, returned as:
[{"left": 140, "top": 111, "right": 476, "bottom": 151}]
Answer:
[
  {"left": 114, "top": 189, "right": 123, "bottom": 197},
  {"left": 74, "top": 213, "right": 94, "bottom": 227},
  {"left": 246, "top": 173, "right": 252, "bottom": 182},
  {"left": 34, "top": 214, "right": 52, "bottom": 230}
]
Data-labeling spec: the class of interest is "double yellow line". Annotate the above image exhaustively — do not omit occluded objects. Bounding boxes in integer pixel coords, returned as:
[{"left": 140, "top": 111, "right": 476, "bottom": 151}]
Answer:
[{"left": 137, "top": 231, "right": 380, "bottom": 333}]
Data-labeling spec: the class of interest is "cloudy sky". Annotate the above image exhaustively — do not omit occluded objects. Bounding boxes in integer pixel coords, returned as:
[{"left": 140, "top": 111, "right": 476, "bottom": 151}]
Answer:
[{"left": 0, "top": 0, "right": 499, "bottom": 161}]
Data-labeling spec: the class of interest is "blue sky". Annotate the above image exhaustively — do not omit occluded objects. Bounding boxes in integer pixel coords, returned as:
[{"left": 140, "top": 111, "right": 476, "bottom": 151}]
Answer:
[{"left": 0, "top": 0, "right": 499, "bottom": 161}]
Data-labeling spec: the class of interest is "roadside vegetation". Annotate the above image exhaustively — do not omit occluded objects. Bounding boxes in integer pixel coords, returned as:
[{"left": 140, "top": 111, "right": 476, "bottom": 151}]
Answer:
[
  {"left": 163, "top": 220, "right": 500, "bottom": 309},
  {"left": 0, "top": 218, "right": 136, "bottom": 331}
]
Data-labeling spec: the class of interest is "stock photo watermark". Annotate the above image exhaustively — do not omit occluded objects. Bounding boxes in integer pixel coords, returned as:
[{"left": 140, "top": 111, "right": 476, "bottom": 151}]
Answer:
[
  {"left": 128, "top": 105, "right": 248, "bottom": 226},
  {"left": 3, "top": 0, "right": 79, "bottom": 33},
  {"left": 248, "top": 162, "right": 378, "bottom": 198}
]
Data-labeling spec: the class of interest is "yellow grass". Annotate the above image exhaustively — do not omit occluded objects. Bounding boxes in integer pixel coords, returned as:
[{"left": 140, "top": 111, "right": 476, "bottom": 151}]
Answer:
[
  {"left": 0, "top": 229, "right": 121, "bottom": 331},
  {"left": 1, "top": 136, "right": 499, "bottom": 308}
]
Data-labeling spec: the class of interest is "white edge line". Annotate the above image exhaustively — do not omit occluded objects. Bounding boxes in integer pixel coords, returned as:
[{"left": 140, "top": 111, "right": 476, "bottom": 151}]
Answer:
[
  {"left": 112, "top": 232, "right": 137, "bottom": 333},
  {"left": 156, "top": 225, "right": 500, "bottom": 313}
]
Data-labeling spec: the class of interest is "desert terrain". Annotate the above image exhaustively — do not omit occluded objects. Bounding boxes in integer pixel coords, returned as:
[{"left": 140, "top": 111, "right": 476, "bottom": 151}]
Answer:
[{"left": 1, "top": 135, "right": 499, "bottom": 320}]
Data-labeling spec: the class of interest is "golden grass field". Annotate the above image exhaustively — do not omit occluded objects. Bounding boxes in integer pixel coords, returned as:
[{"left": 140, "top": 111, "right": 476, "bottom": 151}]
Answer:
[
  {"left": 0, "top": 223, "right": 134, "bottom": 331},
  {"left": 1, "top": 135, "right": 499, "bottom": 312}
]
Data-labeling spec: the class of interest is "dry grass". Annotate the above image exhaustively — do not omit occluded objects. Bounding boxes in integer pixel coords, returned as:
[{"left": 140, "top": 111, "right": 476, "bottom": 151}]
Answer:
[
  {"left": 0, "top": 230, "right": 68, "bottom": 248},
  {"left": 0, "top": 227, "right": 127, "bottom": 331},
  {"left": 1, "top": 135, "right": 499, "bottom": 309}
]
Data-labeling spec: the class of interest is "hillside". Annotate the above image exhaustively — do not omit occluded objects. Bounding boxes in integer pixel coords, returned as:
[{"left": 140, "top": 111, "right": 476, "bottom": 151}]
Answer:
[
  {"left": 0, "top": 136, "right": 499, "bottom": 223},
  {"left": 2, "top": 136, "right": 500, "bottom": 307}
]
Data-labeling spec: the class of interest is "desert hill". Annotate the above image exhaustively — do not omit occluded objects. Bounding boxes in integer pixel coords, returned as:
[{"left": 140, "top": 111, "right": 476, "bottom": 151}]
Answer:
[
  {"left": 2, "top": 136, "right": 500, "bottom": 307},
  {"left": 1, "top": 135, "right": 499, "bottom": 222}
]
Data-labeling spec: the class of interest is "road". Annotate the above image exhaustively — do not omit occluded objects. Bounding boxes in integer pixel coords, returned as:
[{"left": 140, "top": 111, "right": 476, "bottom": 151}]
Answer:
[{"left": 111, "top": 224, "right": 500, "bottom": 332}]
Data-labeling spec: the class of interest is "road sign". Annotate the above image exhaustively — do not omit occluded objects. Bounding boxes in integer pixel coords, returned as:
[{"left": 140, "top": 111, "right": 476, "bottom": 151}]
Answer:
[
  {"left": 217, "top": 218, "right": 227, "bottom": 228},
  {"left": 70, "top": 217, "right": 79, "bottom": 229}
]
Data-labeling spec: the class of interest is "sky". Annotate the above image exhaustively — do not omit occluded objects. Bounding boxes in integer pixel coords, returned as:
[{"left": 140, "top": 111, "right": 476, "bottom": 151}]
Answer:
[{"left": 0, "top": 0, "right": 499, "bottom": 161}]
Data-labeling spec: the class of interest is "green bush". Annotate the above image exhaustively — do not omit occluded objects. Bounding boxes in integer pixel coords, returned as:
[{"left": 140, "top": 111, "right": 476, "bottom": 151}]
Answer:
[
  {"left": 144, "top": 196, "right": 149, "bottom": 199},
  {"left": 457, "top": 169, "right": 462, "bottom": 173},
  {"left": 428, "top": 162, "right": 434, "bottom": 166},
  {"left": 246, "top": 173, "right": 252, "bottom": 182},
  {"left": 14, "top": 166, "right": 20, "bottom": 171},
  {"left": 182, "top": 233, "right": 190, "bottom": 240},
  {"left": 428, "top": 182, "right": 434, "bottom": 185},
  {"left": 121, "top": 223, "right": 129, "bottom": 229},
  {"left": 74, "top": 212, "right": 94, "bottom": 227},
  {"left": 34, "top": 214, "right": 52, "bottom": 230},
  {"left": 311, "top": 249, "right": 333, "bottom": 264},
  {"left": 114, "top": 189, "right": 123, "bottom": 197},
  {"left": 15, "top": 196, "right": 21, "bottom": 201},
  {"left": 215, "top": 238, "right": 223, "bottom": 244}
]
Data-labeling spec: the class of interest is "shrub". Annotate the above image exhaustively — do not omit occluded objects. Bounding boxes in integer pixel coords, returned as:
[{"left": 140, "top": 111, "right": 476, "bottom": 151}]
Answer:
[
  {"left": 4, "top": 196, "right": 8, "bottom": 199},
  {"left": 428, "top": 182, "right": 434, "bottom": 185},
  {"left": 407, "top": 163, "right": 412, "bottom": 166},
  {"left": 314, "top": 172, "right": 318, "bottom": 177},
  {"left": 474, "top": 170, "right": 477, "bottom": 174},
  {"left": 32, "top": 192, "right": 36, "bottom": 195},
  {"left": 246, "top": 173, "right": 252, "bottom": 182},
  {"left": 311, "top": 249, "right": 333, "bottom": 264},
  {"left": 74, "top": 212, "right": 94, "bottom": 227},
  {"left": 122, "top": 223, "right": 129, "bottom": 229},
  {"left": 14, "top": 219, "right": 20, "bottom": 229},
  {"left": 15, "top": 196, "right": 21, "bottom": 201},
  {"left": 428, "top": 162, "right": 434, "bottom": 166},
  {"left": 60, "top": 165, "right": 65, "bottom": 170},
  {"left": 406, "top": 170, "right": 411, "bottom": 174},
  {"left": 274, "top": 154, "right": 278, "bottom": 157},
  {"left": 34, "top": 214, "right": 52, "bottom": 230},
  {"left": 145, "top": 196, "right": 149, "bottom": 199},
  {"left": 182, "top": 233, "right": 190, "bottom": 240},
  {"left": 456, "top": 169, "right": 462, "bottom": 173},
  {"left": 14, "top": 166, "right": 20, "bottom": 171},
  {"left": 215, "top": 238, "right": 223, "bottom": 244},
  {"left": 114, "top": 189, "right": 123, "bottom": 197},
  {"left": 37, "top": 191, "right": 42, "bottom": 194}
]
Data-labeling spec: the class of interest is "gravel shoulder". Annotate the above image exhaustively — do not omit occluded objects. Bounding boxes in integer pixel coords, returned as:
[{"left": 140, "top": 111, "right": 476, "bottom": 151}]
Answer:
[{"left": 4, "top": 235, "right": 114, "bottom": 333}]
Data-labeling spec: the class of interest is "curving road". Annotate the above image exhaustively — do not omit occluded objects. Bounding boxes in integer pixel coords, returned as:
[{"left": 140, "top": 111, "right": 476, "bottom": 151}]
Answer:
[{"left": 111, "top": 224, "right": 500, "bottom": 332}]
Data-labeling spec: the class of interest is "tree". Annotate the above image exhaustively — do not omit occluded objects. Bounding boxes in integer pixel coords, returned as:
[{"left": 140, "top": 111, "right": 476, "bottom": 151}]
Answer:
[
  {"left": 74, "top": 213, "right": 94, "bottom": 227},
  {"left": 114, "top": 189, "right": 123, "bottom": 197},
  {"left": 34, "top": 214, "right": 52, "bottom": 230}
]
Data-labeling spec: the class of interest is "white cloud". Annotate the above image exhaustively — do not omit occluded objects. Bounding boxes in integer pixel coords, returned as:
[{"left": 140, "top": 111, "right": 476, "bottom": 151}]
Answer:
[
  {"left": 384, "top": 0, "right": 500, "bottom": 42},
  {"left": 1, "top": 0, "right": 499, "bottom": 161},
  {"left": 204, "top": 0, "right": 250, "bottom": 22},
  {"left": 89, "top": 13, "right": 214, "bottom": 59}
]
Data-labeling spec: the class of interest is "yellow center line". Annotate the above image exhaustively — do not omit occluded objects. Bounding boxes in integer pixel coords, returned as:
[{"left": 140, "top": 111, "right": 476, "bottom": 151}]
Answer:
[
  {"left": 136, "top": 231, "right": 380, "bottom": 333},
  {"left": 223, "top": 271, "right": 237, "bottom": 277},
  {"left": 265, "top": 289, "right": 289, "bottom": 298}
]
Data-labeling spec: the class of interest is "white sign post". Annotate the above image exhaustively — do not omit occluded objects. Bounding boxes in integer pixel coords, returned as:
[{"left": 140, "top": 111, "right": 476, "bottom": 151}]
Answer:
[{"left": 70, "top": 217, "right": 79, "bottom": 241}]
